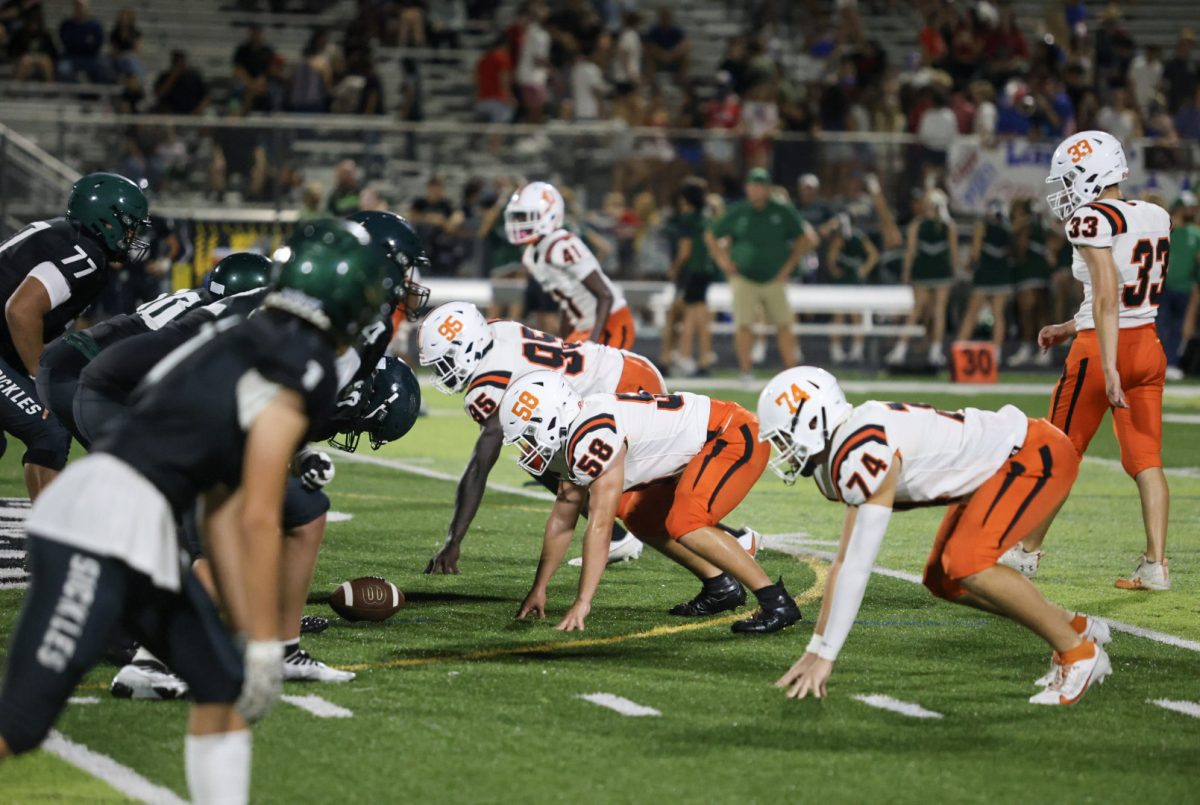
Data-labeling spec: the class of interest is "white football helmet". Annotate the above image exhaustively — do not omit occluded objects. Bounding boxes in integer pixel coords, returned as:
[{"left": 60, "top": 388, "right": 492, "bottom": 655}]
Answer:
[
  {"left": 1045, "top": 130, "right": 1129, "bottom": 220},
  {"left": 417, "top": 302, "right": 493, "bottom": 394},
  {"left": 504, "top": 181, "right": 565, "bottom": 245},
  {"left": 498, "top": 370, "right": 582, "bottom": 475},
  {"left": 756, "top": 367, "right": 853, "bottom": 485}
]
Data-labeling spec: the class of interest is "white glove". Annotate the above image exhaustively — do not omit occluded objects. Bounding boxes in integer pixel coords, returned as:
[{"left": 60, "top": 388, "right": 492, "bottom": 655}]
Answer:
[
  {"left": 237, "top": 640, "right": 284, "bottom": 723},
  {"left": 296, "top": 447, "right": 335, "bottom": 491}
]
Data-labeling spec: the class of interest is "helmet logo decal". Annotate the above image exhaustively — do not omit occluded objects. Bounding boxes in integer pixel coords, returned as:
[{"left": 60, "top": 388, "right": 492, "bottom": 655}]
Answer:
[
  {"left": 542, "top": 189, "right": 555, "bottom": 207},
  {"left": 438, "top": 315, "right": 464, "bottom": 340},
  {"left": 512, "top": 390, "right": 540, "bottom": 421},
  {"left": 774, "top": 384, "right": 811, "bottom": 414},
  {"left": 1066, "top": 139, "right": 1093, "bottom": 163}
]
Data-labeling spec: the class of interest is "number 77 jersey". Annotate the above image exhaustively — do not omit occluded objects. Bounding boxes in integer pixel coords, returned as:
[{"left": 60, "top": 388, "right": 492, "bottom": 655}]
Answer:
[
  {"left": 1065, "top": 198, "right": 1171, "bottom": 331},
  {"left": 462, "top": 321, "right": 627, "bottom": 425}
]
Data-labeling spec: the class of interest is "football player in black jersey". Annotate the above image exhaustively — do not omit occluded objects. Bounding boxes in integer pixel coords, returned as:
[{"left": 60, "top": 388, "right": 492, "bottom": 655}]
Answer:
[
  {"left": 0, "top": 172, "right": 148, "bottom": 499},
  {"left": 0, "top": 219, "right": 392, "bottom": 805},
  {"left": 37, "top": 252, "right": 271, "bottom": 447}
]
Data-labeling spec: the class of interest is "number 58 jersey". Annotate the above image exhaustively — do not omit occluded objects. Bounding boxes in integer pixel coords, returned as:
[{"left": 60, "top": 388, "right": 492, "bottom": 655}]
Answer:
[
  {"left": 812, "top": 401, "right": 1029, "bottom": 506},
  {"left": 1065, "top": 198, "right": 1171, "bottom": 331},
  {"left": 462, "top": 321, "right": 627, "bottom": 424}
]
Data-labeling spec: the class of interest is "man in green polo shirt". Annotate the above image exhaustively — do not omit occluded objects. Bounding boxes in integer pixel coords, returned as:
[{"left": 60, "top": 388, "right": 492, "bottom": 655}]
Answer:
[
  {"left": 705, "top": 168, "right": 818, "bottom": 379},
  {"left": 1163, "top": 192, "right": 1200, "bottom": 380}
]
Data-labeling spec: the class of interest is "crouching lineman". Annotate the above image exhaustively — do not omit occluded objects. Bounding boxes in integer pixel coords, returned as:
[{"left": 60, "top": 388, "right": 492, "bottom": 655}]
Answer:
[
  {"left": 505, "top": 181, "right": 636, "bottom": 348},
  {"left": 758, "top": 367, "right": 1112, "bottom": 705},
  {"left": 498, "top": 370, "right": 800, "bottom": 633},
  {"left": 0, "top": 219, "right": 392, "bottom": 804}
]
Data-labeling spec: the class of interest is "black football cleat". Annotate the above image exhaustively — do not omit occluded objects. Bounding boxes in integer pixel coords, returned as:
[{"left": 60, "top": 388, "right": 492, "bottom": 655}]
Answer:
[
  {"left": 731, "top": 579, "right": 802, "bottom": 634},
  {"left": 669, "top": 573, "right": 746, "bottom": 616}
]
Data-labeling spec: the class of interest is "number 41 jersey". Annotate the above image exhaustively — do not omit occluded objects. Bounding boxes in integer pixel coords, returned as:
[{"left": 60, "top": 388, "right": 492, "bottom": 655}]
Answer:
[
  {"left": 812, "top": 401, "right": 1028, "bottom": 506},
  {"left": 1065, "top": 198, "right": 1171, "bottom": 331},
  {"left": 462, "top": 320, "right": 626, "bottom": 424}
]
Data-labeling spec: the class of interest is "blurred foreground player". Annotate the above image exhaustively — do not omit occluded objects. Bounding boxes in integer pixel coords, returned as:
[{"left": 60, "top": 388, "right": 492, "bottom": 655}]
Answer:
[
  {"left": 0, "top": 220, "right": 391, "bottom": 804},
  {"left": 0, "top": 172, "right": 148, "bottom": 498},
  {"left": 758, "top": 367, "right": 1110, "bottom": 705},
  {"left": 1001, "top": 131, "right": 1171, "bottom": 590}
]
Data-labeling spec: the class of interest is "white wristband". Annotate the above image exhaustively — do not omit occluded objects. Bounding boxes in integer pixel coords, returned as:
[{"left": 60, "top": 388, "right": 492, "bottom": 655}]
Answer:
[
  {"left": 805, "top": 633, "right": 824, "bottom": 654},
  {"left": 817, "top": 642, "right": 840, "bottom": 662}
]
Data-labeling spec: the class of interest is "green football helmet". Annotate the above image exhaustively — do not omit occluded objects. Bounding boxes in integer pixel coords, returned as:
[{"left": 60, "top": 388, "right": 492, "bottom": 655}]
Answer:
[
  {"left": 208, "top": 252, "right": 271, "bottom": 299},
  {"left": 329, "top": 356, "right": 422, "bottom": 452},
  {"left": 346, "top": 210, "right": 431, "bottom": 321},
  {"left": 264, "top": 219, "right": 394, "bottom": 346},
  {"left": 66, "top": 172, "right": 151, "bottom": 261}
]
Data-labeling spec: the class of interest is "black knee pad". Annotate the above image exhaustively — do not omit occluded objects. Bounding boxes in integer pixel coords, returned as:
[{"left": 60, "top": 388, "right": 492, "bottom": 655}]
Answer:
[{"left": 22, "top": 421, "right": 71, "bottom": 471}]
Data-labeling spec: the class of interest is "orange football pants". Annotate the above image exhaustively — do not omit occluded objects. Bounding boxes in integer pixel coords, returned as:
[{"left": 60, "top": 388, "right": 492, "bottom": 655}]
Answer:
[
  {"left": 614, "top": 353, "right": 666, "bottom": 395},
  {"left": 617, "top": 400, "right": 767, "bottom": 540},
  {"left": 568, "top": 306, "right": 636, "bottom": 350},
  {"left": 1048, "top": 323, "right": 1165, "bottom": 476},
  {"left": 923, "top": 418, "right": 1080, "bottom": 600}
]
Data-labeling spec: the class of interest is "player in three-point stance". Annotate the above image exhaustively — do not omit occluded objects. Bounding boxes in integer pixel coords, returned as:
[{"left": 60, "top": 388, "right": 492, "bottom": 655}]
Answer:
[
  {"left": 998, "top": 131, "right": 1171, "bottom": 590},
  {"left": 505, "top": 181, "right": 637, "bottom": 349},
  {"left": 759, "top": 367, "right": 1111, "bottom": 705},
  {"left": 498, "top": 370, "right": 800, "bottom": 634},
  {"left": 0, "top": 220, "right": 393, "bottom": 804}
]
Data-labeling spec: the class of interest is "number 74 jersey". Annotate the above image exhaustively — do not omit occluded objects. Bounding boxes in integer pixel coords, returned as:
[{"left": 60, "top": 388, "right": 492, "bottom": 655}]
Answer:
[
  {"left": 1065, "top": 198, "right": 1171, "bottom": 331},
  {"left": 812, "top": 401, "right": 1029, "bottom": 506}
]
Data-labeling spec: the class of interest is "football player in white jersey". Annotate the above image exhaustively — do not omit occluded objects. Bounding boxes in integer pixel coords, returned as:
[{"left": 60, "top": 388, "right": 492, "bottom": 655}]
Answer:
[
  {"left": 999, "top": 131, "right": 1171, "bottom": 590},
  {"left": 759, "top": 367, "right": 1112, "bottom": 706},
  {"left": 497, "top": 371, "right": 800, "bottom": 633},
  {"left": 505, "top": 181, "right": 637, "bottom": 349}
]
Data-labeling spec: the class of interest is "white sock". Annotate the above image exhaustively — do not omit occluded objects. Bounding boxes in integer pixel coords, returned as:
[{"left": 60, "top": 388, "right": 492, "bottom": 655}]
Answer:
[
  {"left": 131, "top": 646, "right": 160, "bottom": 664},
  {"left": 186, "top": 730, "right": 251, "bottom": 805}
]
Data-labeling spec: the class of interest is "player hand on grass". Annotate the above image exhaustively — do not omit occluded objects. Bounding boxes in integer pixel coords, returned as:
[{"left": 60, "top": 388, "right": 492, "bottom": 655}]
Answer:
[
  {"left": 425, "top": 541, "right": 460, "bottom": 575},
  {"left": 517, "top": 587, "right": 547, "bottom": 620},
  {"left": 555, "top": 599, "right": 591, "bottom": 632},
  {"left": 777, "top": 654, "right": 833, "bottom": 700}
]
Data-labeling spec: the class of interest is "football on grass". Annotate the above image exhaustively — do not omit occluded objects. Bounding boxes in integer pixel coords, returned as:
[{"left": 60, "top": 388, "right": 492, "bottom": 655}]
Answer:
[{"left": 329, "top": 577, "right": 405, "bottom": 622}]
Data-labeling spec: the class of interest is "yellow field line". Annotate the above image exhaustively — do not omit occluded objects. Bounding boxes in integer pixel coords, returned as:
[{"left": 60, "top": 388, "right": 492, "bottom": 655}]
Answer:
[{"left": 338, "top": 556, "right": 829, "bottom": 673}]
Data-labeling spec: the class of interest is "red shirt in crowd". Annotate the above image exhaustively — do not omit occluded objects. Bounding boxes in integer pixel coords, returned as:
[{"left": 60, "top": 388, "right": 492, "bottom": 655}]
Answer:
[{"left": 476, "top": 48, "right": 512, "bottom": 101}]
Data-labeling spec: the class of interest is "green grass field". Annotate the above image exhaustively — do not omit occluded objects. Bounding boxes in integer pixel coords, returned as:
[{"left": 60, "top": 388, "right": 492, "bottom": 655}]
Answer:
[{"left": 1, "top": 373, "right": 1198, "bottom": 803}]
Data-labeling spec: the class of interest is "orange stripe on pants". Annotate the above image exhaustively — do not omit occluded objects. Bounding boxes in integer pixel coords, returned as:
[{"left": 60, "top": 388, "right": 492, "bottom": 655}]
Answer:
[
  {"left": 923, "top": 418, "right": 1080, "bottom": 599},
  {"left": 615, "top": 353, "right": 666, "bottom": 395},
  {"left": 568, "top": 306, "right": 637, "bottom": 351},
  {"left": 617, "top": 400, "right": 766, "bottom": 540},
  {"left": 1048, "top": 324, "right": 1165, "bottom": 476}
]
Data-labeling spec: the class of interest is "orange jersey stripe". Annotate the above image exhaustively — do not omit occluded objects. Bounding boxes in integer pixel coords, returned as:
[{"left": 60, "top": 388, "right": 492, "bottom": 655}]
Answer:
[{"left": 468, "top": 371, "right": 512, "bottom": 393}]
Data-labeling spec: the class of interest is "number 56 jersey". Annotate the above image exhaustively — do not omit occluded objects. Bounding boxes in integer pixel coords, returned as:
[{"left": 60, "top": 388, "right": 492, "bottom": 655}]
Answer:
[
  {"left": 462, "top": 320, "right": 629, "bottom": 424},
  {"left": 1065, "top": 198, "right": 1171, "bottom": 331},
  {"left": 812, "top": 401, "right": 1029, "bottom": 506}
]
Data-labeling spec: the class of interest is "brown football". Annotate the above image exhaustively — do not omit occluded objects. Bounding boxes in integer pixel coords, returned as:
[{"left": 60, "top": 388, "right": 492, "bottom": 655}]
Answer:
[{"left": 328, "top": 576, "right": 405, "bottom": 622}]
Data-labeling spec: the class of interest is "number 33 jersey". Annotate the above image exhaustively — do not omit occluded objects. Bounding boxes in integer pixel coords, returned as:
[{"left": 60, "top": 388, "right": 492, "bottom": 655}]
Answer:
[
  {"left": 564, "top": 392, "right": 712, "bottom": 488},
  {"left": 812, "top": 401, "right": 1029, "bottom": 506},
  {"left": 1065, "top": 198, "right": 1171, "bottom": 331},
  {"left": 462, "top": 320, "right": 626, "bottom": 425}
]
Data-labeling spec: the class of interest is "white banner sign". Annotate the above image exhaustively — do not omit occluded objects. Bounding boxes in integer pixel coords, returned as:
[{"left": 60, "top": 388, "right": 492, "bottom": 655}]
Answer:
[{"left": 947, "top": 137, "right": 1191, "bottom": 215}]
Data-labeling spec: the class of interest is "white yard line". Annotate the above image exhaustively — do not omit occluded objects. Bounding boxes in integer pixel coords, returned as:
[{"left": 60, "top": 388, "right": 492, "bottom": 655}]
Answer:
[
  {"left": 281, "top": 694, "right": 354, "bottom": 719},
  {"left": 1149, "top": 699, "right": 1200, "bottom": 719},
  {"left": 43, "top": 730, "right": 189, "bottom": 805},
  {"left": 1083, "top": 455, "right": 1200, "bottom": 478},
  {"left": 326, "top": 511, "right": 354, "bottom": 523},
  {"left": 667, "top": 376, "right": 1200, "bottom": 400},
  {"left": 578, "top": 693, "right": 661, "bottom": 717},
  {"left": 852, "top": 694, "right": 944, "bottom": 719},
  {"left": 1163, "top": 413, "right": 1200, "bottom": 425},
  {"left": 68, "top": 696, "right": 100, "bottom": 705},
  {"left": 760, "top": 537, "right": 1200, "bottom": 653},
  {"left": 336, "top": 452, "right": 554, "bottom": 502}
]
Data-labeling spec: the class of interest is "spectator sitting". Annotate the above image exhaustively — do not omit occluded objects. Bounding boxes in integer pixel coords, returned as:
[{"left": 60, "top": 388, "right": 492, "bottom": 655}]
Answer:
[
  {"left": 333, "top": 46, "right": 385, "bottom": 114},
  {"left": 326, "top": 159, "right": 362, "bottom": 216},
  {"left": 1127, "top": 45, "right": 1164, "bottom": 118},
  {"left": 153, "top": 50, "right": 209, "bottom": 114},
  {"left": 1097, "top": 87, "right": 1142, "bottom": 143},
  {"left": 408, "top": 176, "right": 457, "bottom": 273},
  {"left": 287, "top": 30, "right": 334, "bottom": 112},
  {"left": 10, "top": 8, "right": 58, "bottom": 82},
  {"left": 233, "top": 24, "right": 275, "bottom": 113},
  {"left": 1175, "top": 86, "right": 1200, "bottom": 140},
  {"left": 644, "top": 7, "right": 690, "bottom": 84},
  {"left": 475, "top": 34, "right": 515, "bottom": 123},
  {"left": 58, "top": 0, "right": 111, "bottom": 83},
  {"left": 1163, "top": 30, "right": 1197, "bottom": 114},
  {"left": 109, "top": 9, "right": 144, "bottom": 83}
]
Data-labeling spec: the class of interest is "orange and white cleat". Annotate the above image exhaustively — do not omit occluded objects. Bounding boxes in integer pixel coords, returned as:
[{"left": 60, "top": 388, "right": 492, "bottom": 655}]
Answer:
[
  {"left": 1115, "top": 555, "right": 1170, "bottom": 591},
  {"left": 1029, "top": 642, "right": 1111, "bottom": 706},
  {"left": 998, "top": 544, "right": 1043, "bottom": 578},
  {"left": 1036, "top": 615, "right": 1111, "bottom": 686}
]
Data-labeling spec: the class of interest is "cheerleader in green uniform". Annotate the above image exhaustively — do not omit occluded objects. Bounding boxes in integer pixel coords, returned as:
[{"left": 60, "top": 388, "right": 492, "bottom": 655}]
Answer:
[
  {"left": 886, "top": 188, "right": 959, "bottom": 367},
  {"left": 1048, "top": 224, "right": 1077, "bottom": 328},
  {"left": 957, "top": 199, "right": 1012, "bottom": 347},
  {"left": 825, "top": 213, "right": 879, "bottom": 363},
  {"left": 1008, "top": 199, "right": 1054, "bottom": 367}
]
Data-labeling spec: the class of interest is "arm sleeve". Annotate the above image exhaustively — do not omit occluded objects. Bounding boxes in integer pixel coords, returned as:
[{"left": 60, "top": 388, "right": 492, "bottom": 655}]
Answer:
[
  {"left": 817, "top": 503, "right": 892, "bottom": 662},
  {"left": 28, "top": 261, "right": 73, "bottom": 309}
]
